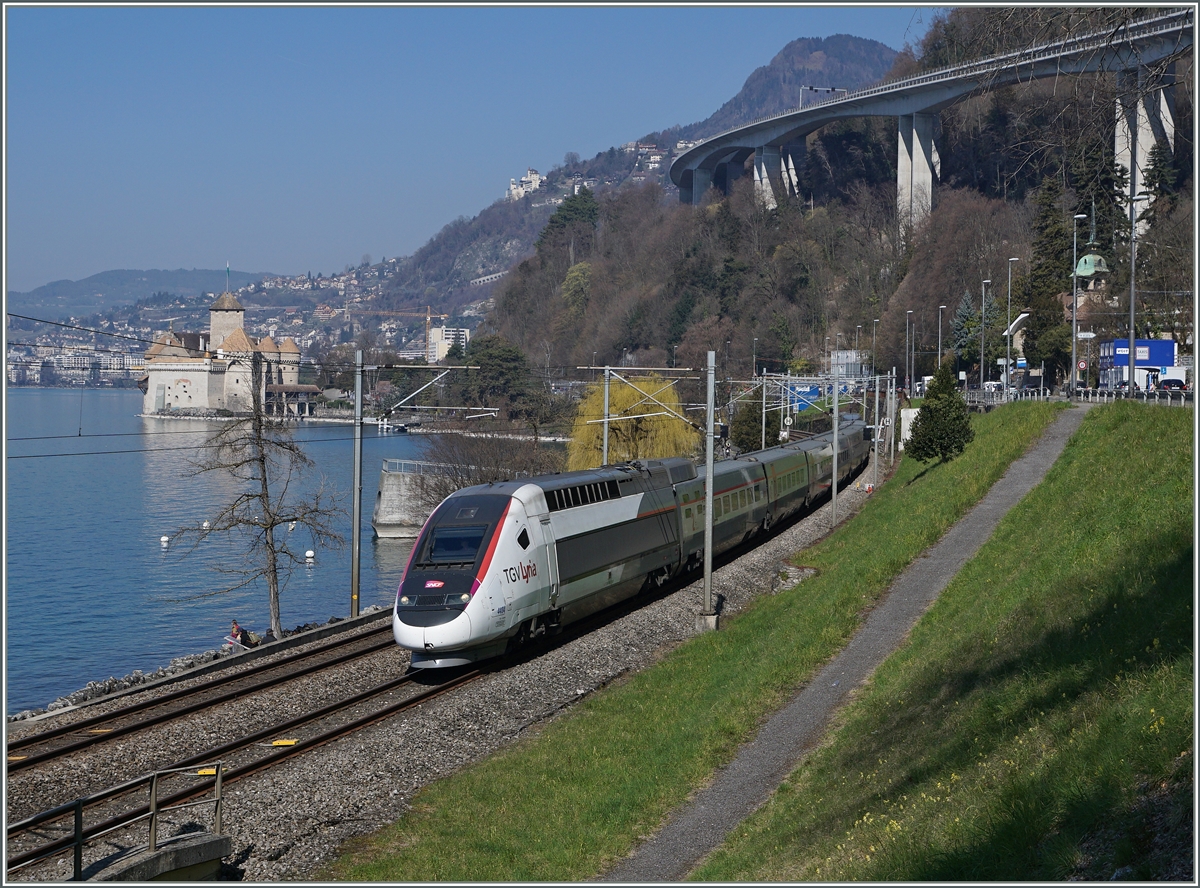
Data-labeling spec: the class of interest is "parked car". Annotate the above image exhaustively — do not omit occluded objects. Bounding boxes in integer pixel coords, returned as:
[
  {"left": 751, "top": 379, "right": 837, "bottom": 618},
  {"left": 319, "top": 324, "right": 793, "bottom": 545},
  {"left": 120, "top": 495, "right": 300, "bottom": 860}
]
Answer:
[{"left": 1159, "top": 378, "right": 1187, "bottom": 391}]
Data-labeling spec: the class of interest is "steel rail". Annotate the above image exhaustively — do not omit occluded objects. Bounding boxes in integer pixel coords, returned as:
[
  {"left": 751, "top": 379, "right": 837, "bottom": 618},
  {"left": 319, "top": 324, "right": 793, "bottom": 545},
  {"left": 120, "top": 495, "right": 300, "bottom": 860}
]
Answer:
[
  {"left": 7, "top": 631, "right": 395, "bottom": 773},
  {"left": 6, "top": 669, "right": 482, "bottom": 873},
  {"left": 7, "top": 623, "right": 393, "bottom": 755}
]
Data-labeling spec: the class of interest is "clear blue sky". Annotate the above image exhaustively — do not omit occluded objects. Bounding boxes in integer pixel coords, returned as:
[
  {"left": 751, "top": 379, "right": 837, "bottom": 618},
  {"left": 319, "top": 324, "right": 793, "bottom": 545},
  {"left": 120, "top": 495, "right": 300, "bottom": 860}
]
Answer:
[{"left": 4, "top": 5, "right": 940, "bottom": 294}]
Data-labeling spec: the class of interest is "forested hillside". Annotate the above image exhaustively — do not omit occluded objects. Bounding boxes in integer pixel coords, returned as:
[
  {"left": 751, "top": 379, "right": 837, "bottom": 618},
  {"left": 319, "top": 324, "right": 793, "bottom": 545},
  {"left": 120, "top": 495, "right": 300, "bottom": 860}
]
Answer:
[
  {"left": 374, "top": 34, "right": 902, "bottom": 315},
  {"left": 487, "top": 6, "right": 1192, "bottom": 396}
]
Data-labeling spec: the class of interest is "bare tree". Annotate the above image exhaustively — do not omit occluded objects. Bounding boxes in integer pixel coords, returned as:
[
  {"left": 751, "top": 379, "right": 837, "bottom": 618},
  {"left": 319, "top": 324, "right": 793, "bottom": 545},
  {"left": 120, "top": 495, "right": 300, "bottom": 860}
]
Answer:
[
  {"left": 173, "top": 354, "right": 345, "bottom": 638},
  {"left": 411, "top": 423, "right": 565, "bottom": 512}
]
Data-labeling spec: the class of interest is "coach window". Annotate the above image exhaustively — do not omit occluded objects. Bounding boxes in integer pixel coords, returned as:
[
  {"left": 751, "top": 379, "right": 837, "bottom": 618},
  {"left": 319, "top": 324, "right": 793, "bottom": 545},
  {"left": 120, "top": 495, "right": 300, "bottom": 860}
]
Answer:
[
  {"left": 517, "top": 528, "right": 530, "bottom": 550},
  {"left": 740, "top": 490, "right": 747, "bottom": 509}
]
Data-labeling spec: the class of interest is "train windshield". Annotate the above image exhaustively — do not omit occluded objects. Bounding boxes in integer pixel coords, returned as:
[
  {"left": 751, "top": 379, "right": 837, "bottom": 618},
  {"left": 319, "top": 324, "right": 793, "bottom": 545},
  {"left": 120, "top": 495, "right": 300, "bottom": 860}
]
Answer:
[{"left": 423, "top": 525, "right": 488, "bottom": 565}]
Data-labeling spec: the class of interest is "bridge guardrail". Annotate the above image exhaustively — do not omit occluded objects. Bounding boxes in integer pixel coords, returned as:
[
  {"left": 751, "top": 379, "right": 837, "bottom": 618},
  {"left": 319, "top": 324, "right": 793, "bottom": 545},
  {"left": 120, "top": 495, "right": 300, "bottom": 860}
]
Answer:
[{"left": 683, "top": 8, "right": 1193, "bottom": 158}]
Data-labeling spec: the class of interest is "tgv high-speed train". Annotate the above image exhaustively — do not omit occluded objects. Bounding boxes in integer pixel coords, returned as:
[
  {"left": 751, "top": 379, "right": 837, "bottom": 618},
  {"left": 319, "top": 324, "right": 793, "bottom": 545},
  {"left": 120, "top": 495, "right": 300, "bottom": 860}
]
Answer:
[{"left": 394, "top": 419, "right": 872, "bottom": 667}]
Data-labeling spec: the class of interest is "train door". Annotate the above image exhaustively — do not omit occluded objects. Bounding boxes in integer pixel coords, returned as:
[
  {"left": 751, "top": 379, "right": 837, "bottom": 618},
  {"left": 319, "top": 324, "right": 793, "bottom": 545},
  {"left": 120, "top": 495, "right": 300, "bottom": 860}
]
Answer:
[{"left": 539, "top": 516, "right": 560, "bottom": 609}]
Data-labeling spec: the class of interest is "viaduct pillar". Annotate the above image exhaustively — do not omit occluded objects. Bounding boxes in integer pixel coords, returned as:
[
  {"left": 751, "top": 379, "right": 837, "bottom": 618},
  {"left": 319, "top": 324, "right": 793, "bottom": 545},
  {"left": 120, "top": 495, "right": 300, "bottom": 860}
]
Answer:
[
  {"left": 1116, "top": 63, "right": 1176, "bottom": 234},
  {"left": 897, "top": 111, "right": 938, "bottom": 232}
]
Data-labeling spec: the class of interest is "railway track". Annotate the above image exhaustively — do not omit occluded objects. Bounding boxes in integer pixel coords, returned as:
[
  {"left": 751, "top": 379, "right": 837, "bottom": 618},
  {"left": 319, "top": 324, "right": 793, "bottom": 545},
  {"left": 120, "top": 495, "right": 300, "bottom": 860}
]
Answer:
[
  {"left": 7, "top": 468, "right": 874, "bottom": 880},
  {"left": 5, "top": 666, "right": 484, "bottom": 878},
  {"left": 7, "top": 624, "right": 396, "bottom": 773}
]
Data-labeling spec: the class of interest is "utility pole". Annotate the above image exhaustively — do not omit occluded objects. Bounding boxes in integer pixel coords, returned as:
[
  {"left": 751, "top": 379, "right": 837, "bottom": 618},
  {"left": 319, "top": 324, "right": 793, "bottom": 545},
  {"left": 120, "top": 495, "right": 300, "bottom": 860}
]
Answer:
[
  {"left": 351, "top": 349, "right": 363, "bottom": 618},
  {"left": 602, "top": 366, "right": 611, "bottom": 465},
  {"left": 699, "top": 351, "right": 718, "bottom": 633},
  {"left": 832, "top": 351, "right": 839, "bottom": 527}
]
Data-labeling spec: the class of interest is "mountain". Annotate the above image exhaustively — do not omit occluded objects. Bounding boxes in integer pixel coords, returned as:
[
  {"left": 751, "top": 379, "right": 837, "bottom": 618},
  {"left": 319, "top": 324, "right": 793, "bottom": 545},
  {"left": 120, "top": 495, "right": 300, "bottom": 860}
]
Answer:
[
  {"left": 6, "top": 268, "right": 275, "bottom": 321},
  {"left": 376, "top": 34, "right": 898, "bottom": 311},
  {"left": 678, "top": 34, "right": 899, "bottom": 140}
]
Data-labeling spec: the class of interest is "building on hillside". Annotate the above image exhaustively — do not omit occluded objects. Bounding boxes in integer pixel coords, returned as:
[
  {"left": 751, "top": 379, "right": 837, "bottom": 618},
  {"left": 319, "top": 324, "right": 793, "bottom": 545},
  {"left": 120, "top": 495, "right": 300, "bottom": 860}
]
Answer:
[
  {"left": 507, "top": 168, "right": 543, "bottom": 201},
  {"left": 427, "top": 326, "right": 471, "bottom": 363},
  {"left": 138, "top": 292, "right": 319, "bottom": 416}
]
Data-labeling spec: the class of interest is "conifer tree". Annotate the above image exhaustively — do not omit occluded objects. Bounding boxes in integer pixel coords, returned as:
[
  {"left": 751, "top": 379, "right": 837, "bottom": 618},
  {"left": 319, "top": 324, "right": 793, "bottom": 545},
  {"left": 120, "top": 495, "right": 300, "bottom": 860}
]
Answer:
[
  {"left": 905, "top": 358, "right": 975, "bottom": 464},
  {"left": 730, "top": 384, "right": 766, "bottom": 453}
]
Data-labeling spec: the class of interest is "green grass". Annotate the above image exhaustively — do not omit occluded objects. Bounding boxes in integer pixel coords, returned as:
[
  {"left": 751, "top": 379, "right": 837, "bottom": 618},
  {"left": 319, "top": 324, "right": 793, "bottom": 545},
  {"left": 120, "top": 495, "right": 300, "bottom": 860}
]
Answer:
[
  {"left": 692, "top": 401, "right": 1193, "bottom": 881},
  {"left": 325, "top": 401, "right": 1067, "bottom": 881}
]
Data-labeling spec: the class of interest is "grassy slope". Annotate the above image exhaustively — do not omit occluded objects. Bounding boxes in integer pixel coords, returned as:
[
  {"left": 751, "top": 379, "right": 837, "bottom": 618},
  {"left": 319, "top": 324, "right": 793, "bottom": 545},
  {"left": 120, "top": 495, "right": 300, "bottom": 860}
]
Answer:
[
  {"left": 694, "top": 401, "right": 1194, "bottom": 881},
  {"left": 326, "top": 402, "right": 1066, "bottom": 880}
]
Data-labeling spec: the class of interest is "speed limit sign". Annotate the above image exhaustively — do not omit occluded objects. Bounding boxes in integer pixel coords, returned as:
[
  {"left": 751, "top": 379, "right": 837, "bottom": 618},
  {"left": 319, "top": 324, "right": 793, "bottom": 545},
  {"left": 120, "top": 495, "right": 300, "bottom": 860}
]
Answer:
[{"left": 1078, "top": 360, "right": 1087, "bottom": 370}]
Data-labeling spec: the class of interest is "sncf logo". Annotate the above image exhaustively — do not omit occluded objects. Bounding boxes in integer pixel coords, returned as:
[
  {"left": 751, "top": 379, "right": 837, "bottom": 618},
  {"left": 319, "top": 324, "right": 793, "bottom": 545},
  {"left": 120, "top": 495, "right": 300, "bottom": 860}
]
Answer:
[
  {"left": 424, "top": 580, "right": 445, "bottom": 589},
  {"left": 502, "top": 562, "right": 537, "bottom": 584}
]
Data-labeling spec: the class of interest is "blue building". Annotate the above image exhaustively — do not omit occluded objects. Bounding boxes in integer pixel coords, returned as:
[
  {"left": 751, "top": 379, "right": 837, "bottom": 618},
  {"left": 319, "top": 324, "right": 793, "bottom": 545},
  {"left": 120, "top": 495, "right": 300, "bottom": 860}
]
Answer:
[{"left": 1097, "top": 339, "right": 1182, "bottom": 389}]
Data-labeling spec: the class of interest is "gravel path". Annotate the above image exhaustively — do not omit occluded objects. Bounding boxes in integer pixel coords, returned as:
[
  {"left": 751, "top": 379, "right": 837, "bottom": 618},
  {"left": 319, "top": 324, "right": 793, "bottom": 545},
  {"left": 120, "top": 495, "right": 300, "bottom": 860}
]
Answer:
[
  {"left": 599, "top": 403, "right": 1091, "bottom": 882},
  {"left": 7, "top": 453, "right": 884, "bottom": 882}
]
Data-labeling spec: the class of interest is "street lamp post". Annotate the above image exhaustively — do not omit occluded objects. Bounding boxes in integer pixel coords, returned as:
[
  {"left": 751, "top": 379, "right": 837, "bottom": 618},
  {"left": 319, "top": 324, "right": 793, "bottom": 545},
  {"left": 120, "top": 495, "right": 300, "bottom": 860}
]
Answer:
[
  {"left": 672, "top": 345, "right": 677, "bottom": 369},
  {"left": 835, "top": 332, "right": 844, "bottom": 380},
  {"left": 1128, "top": 193, "right": 1151, "bottom": 393},
  {"left": 871, "top": 319, "right": 879, "bottom": 379},
  {"left": 905, "top": 310, "right": 912, "bottom": 392},
  {"left": 980, "top": 280, "right": 990, "bottom": 393},
  {"left": 1071, "top": 213, "right": 1087, "bottom": 397},
  {"left": 825, "top": 336, "right": 830, "bottom": 375},
  {"left": 855, "top": 325, "right": 861, "bottom": 374},
  {"left": 1006, "top": 257, "right": 1019, "bottom": 398},
  {"left": 938, "top": 305, "right": 946, "bottom": 367},
  {"left": 752, "top": 337, "right": 757, "bottom": 377}
]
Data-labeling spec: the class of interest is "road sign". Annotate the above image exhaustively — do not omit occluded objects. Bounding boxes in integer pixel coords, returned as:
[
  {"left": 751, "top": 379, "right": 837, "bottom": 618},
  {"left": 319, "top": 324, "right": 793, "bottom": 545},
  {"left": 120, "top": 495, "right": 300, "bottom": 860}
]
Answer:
[
  {"left": 783, "top": 416, "right": 793, "bottom": 426},
  {"left": 1078, "top": 360, "right": 1087, "bottom": 370}
]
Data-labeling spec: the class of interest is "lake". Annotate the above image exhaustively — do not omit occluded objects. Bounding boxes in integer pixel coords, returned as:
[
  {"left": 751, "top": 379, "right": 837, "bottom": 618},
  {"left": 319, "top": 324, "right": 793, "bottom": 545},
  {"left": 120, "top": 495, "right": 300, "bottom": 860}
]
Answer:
[{"left": 5, "top": 387, "right": 426, "bottom": 714}]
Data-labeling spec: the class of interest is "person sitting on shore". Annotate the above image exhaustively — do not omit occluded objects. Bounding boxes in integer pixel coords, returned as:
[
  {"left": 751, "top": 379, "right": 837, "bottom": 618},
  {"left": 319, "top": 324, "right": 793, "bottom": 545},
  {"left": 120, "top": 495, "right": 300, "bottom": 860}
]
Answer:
[{"left": 228, "top": 619, "right": 258, "bottom": 648}]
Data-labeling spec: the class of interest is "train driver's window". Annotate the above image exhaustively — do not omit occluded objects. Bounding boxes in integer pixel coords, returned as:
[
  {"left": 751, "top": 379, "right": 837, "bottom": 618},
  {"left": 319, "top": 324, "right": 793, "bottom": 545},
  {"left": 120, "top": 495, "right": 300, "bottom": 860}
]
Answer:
[{"left": 517, "top": 528, "right": 530, "bottom": 550}]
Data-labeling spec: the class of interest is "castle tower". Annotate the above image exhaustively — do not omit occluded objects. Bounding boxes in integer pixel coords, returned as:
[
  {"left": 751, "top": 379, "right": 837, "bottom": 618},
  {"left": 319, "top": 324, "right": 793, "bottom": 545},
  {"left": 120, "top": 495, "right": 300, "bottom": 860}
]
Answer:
[
  {"left": 209, "top": 292, "right": 245, "bottom": 350},
  {"left": 279, "top": 338, "right": 301, "bottom": 385},
  {"left": 257, "top": 335, "right": 281, "bottom": 384}
]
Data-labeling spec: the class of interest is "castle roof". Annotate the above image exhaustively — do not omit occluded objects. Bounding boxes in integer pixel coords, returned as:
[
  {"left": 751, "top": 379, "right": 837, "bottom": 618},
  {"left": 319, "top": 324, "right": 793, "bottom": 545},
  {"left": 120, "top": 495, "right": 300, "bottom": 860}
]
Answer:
[
  {"left": 257, "top": 336, "right": 279, "bottom": 353},
  {"left": 218, "top": 327, "right": 255, "bottom": 353},
  {"left": 210, "top": 292, "right": 244, "bottom": 311},
  {"left": 145, "top": 331, "right": 192, "bottom": 361},
  {"left": 278, "top": 337, "right": 301, "bottom": 354}
]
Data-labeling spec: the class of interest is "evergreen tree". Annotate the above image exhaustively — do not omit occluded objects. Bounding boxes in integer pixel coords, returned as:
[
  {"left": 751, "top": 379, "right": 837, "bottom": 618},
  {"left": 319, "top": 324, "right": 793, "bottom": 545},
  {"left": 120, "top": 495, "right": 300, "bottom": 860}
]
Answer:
[
  {"left": 730, "top": 385, "right": 766, "bottom": 453},
  {"left": 905, "top": 358, "right": 974, "bottom": 464},
  {"left": 1021, "top": 175, "right": 1073, "bottom": 384},
  {"left": 951, "top": 290, "right": 978, "bottom": 363}
]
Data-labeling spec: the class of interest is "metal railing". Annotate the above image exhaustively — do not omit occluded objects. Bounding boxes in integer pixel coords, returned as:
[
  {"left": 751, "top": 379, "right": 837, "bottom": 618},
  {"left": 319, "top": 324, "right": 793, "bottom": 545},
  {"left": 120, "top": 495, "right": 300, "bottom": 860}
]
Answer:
[
  {"left": 1077, "top": 388, "right": 1193, "bottom": 406},
  {"left": 380, "top": 459, "right": 464, "bottom": 475},
  {"left": 7, "top": 761, "right": 224, "bottom": 881}
]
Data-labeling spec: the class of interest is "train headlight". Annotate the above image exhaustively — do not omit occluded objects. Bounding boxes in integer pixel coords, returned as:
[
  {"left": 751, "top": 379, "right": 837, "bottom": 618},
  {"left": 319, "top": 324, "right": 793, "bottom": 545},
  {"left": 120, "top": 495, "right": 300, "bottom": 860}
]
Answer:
[
  {"left": 398, "top": 595, "right": 411, "bottom": 606},
  {"left": 460, "top": 593, "right": 471, "bottom": 604}
]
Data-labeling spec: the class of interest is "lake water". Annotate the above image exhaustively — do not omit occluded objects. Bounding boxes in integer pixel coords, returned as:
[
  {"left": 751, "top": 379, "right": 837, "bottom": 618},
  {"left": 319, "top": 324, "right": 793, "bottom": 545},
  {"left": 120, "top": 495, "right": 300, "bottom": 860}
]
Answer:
[{"left": 5, "top": 388, "right": 426, "bottom": 714}]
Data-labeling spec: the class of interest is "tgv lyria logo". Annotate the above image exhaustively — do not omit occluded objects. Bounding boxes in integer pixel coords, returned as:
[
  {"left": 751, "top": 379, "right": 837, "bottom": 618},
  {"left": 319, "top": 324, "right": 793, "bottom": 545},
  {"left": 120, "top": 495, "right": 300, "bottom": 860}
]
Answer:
[{"left": 503, "top": 562, "right": 537, "bottom": 584}]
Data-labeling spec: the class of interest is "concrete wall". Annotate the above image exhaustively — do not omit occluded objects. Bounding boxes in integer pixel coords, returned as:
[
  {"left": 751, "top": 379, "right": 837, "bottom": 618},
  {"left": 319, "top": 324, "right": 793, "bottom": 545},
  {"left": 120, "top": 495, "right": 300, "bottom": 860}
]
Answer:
[{"left": 372, "top": 465, "right": 431, "bottom": 538}]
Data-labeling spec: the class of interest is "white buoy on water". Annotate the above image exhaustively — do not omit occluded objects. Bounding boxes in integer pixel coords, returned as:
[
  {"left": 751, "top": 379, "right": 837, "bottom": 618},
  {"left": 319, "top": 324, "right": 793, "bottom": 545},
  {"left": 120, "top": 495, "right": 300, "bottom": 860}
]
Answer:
[
  {"left": 305, "top": 550, "right": 315, "bottom": 563},
  {"left": 202, "top": 520, "right": 210, "bottom": 529},
  {"left": 160, "top": 536, "right": 170, "bottom": 547},
  {"left": 289, "top": 521, "right": 296, "bottom": 532}
]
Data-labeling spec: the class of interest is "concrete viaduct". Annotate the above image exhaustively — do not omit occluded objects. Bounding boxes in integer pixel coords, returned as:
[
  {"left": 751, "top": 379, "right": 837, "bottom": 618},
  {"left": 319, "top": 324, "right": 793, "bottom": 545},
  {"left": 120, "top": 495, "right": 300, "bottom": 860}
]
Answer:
[{"left": 670, "top": 8, "right": 1193, "bottom": 229}]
